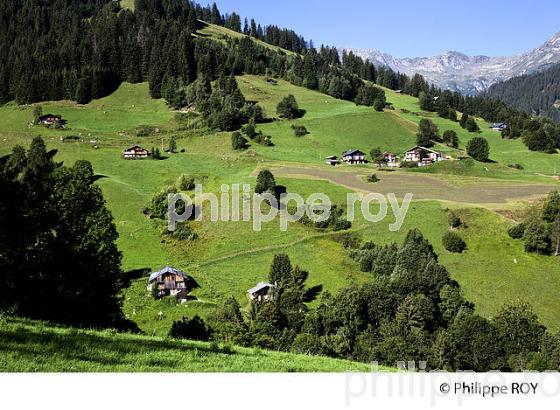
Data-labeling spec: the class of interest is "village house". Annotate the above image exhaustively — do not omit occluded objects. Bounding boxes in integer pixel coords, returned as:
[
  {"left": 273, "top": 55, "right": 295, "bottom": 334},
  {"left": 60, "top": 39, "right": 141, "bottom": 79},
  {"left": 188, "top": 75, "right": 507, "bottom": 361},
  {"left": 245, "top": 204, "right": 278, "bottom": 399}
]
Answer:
[
  {"left": 123, "top": 145, "right": 150, "bottom": 159},
  {"left": 490, "top": 122, "right": 507, "bottom": 131},
  {"left": 325, "top": 155, "right": 340, "bottom": 166},
  {"left": 247, "top": 282, "right": 275, "bottom": 302},
  {"left": 341, "top": 149, "right": 367, "bottom": 165},
  {"left": 147, "top": 266, "right": 200, "bottom": 302},
  {"left": 383, "top": 152, "right": 399, "bottom": 167},
  {"left": 403, "top": 146, "right": 443, "bottom": 166}
]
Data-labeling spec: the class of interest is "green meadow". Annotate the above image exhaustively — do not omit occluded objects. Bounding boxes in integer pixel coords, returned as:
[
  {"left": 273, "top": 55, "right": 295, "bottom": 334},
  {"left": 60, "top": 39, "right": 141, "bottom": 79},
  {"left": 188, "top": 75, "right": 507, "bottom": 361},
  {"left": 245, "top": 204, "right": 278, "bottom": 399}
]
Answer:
[
  {"left": 1, "top": 66, "right": 560, "bottom": 341},
  {"left": 0, "top": 317, "right": 376, "bottom": 372}
]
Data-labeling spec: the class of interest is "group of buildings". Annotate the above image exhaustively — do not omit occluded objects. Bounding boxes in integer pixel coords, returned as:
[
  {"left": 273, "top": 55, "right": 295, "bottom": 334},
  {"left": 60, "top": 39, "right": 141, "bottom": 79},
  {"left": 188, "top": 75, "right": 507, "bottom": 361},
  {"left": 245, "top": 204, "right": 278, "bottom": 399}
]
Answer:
[
  {"left": 326, "top": 146, "right": 449, "bottom": 168},
  {"left": 147, "top": 266, "right": 274, "bottom": 303}
]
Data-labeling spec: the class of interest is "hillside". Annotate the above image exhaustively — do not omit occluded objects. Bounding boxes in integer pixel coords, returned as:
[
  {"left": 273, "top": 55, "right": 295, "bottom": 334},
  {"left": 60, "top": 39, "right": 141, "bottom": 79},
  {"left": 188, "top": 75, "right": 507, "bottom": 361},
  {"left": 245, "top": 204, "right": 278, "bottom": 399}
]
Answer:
[
  {"left": 0, "top": 317, "right": 375, "bottom": 372},
  {"left": 2, "top": 1, "right": 560, "bottom": 372},
  {"left": 485, "top": 63, "right": 560, "bottom": 123}
]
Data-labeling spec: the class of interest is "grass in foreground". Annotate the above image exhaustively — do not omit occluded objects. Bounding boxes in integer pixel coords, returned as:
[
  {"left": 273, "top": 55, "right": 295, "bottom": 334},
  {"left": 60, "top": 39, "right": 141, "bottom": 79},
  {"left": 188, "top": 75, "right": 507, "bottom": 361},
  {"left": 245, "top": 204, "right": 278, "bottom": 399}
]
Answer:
[{"left": 0, "top": 317, "right": 378, "bottom": 372}]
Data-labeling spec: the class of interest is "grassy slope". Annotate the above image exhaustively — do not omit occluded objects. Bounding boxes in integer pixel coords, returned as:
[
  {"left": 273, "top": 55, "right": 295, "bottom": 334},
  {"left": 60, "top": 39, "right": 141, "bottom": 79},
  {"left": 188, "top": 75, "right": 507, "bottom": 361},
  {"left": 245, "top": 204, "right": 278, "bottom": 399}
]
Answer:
[
  {"left": 0, "top": 317, "right": 377, "bottom": 372},
  {"left": 1, "top": 76, "right": 559, "bottom": 334}
]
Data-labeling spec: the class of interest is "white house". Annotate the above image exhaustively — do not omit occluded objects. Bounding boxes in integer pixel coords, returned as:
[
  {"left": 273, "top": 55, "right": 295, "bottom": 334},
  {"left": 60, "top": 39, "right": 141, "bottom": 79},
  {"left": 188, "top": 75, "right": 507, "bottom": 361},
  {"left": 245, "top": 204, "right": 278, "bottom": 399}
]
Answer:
[
  {"left": 403, "top": 146, "right": 443, "bottom": 166},
  {"left": 490, "top": 122, "right": 507, "bottom": 131},
  {"left": 341, "top": 149, "right": 367, "bottom": 165},
  {"left": 383, "top": 152, "right": 399, "bottom": 167}
]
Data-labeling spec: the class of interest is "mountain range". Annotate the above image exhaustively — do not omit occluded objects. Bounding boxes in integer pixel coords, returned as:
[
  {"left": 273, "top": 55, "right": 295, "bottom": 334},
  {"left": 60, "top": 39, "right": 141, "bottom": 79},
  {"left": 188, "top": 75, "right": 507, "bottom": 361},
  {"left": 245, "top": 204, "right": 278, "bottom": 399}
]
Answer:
[{"left": 346, "top": 32, "right": 560, "bottom": 95}]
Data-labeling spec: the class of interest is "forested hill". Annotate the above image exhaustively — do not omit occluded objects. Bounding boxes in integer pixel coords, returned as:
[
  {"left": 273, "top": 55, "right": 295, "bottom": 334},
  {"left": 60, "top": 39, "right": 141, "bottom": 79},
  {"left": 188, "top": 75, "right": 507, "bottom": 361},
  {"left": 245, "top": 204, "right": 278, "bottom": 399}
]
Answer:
[
  {"left": 2, "top": 0, "right": 559, "bottom": 152},
  {"left": 485, "top": 63, "right": 560, "bottom": 123}
]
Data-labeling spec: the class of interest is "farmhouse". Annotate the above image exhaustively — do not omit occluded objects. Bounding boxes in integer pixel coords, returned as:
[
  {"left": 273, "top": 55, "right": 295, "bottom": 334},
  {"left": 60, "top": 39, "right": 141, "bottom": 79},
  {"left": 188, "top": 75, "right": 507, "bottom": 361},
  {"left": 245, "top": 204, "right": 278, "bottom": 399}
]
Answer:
[
  {"left": 247, "top": 282, "right": 275, "bottom": 302},
  {"left": 341, "top": 149, "right": 367, "bottom": 165},
  {"left": 147, "top": 266, "right": 200, "bottom": 301},
  {"left": 37, "top": 114, "right": 63, "bottom": 126},
  {"left": 490, "top": 122, "right": 507, "bottom": 131},
  {"left": 123, "top": 145, "right": 150, "bottom": 159},
  {"left": 383, "top": 152, "right": 399, "bottom": 167},
  {"left": 403, "top": 146, "right": 443, "bottom": 166},
  {"left": 325, "top": 155, "right": 340, "bottom": 166}
]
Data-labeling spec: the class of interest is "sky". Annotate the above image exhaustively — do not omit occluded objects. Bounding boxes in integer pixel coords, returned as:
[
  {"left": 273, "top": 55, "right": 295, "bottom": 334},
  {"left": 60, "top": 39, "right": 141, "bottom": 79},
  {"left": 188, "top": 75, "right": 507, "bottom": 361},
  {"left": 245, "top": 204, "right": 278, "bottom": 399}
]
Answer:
[{"left": 201, "top": 0, "right": 560, "bottom": 57}]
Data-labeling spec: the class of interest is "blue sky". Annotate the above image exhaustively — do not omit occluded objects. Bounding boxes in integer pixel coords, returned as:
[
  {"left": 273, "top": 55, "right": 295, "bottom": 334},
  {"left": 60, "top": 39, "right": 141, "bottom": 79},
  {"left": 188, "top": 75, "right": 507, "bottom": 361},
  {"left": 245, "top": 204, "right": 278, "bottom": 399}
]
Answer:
[{"left": 202, "top": 0, "right": 560, "bottom": 57}]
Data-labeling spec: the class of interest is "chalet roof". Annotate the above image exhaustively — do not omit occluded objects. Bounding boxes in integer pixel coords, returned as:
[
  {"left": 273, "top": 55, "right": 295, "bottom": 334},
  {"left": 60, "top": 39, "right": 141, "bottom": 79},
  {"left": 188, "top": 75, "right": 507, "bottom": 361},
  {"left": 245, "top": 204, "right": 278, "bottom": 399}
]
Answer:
[
  {"left": 248, "top": 281, "right": 274, "bottom": 295},
  {"left": 490, "top": 122, "right": 507, "bottom": 128},
  {"left": 149, "top": 266, "right": 191, "bottom": 282},
  {"left": 403, "top": 146, "right": 441, "bottom": 155},
  {"left": 342, "top": 149, "right": 365, "bottom": 157},
  {"left": 325, "top": 155, "right": 338, "bottom": 160},
  {"left": 123, "top": 145, "right": 148, "bottom": 152},
  {"left": 38, "top": 114, "right": 62, "bottom": 121}
]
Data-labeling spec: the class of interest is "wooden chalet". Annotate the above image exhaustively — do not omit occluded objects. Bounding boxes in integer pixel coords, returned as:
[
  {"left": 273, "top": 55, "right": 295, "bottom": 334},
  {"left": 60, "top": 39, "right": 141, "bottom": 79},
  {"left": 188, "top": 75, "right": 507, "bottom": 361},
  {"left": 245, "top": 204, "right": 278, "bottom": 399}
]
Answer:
[
  {"left": 37, "top": 114, "right": 63, "bottom": 126},
  {"left": 247, "top": 282, "right": 275, "bottom": 302},
  {"left": 341, "top": 149, "right": 367, "bottom": 165},
  {"left": 147, "top": 266, "right": 200, "bottom": 301},
  {"left": 123, "top": 145, "right": 150, "bottom": 159},
  {"left": 403, "top": 146, "right": 443, "bottom": 166}
]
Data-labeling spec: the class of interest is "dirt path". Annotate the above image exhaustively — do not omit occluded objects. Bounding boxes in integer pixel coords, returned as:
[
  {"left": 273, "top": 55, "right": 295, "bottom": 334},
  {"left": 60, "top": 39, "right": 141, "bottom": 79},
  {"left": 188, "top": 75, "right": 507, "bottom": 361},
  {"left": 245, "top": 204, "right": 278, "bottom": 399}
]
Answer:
[{"left": 269, "top": 166, "right": 556, "bottom": 204}]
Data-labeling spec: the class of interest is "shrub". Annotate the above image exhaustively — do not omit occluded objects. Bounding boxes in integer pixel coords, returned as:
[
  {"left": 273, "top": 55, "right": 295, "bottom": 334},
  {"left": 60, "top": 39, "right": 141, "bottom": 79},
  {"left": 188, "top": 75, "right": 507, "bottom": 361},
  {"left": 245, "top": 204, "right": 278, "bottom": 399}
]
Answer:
[
  {"left": 169, "top": 316, "right": 209, "bottom": 341},
  {"left": 523, "top": 219, "right": 550, "bottom": 254},
  {"left": 367, "top": 174, "right": 380, "bottom": 183},
  {"left": 507, "top": 223, "right": 526, "bottom": 239},
  {"left": 165, "top": 222, "right": 198, "bottom": 241},
  {"left": 177, "top": 174, "right": 195, "bottom": 191},
  {"left": 400, "top": 161, "right": 418, "bottom": 168},
  {"left": 291, "top": 124, "right": 308, "bottom": 137},
  {"left": 448, "top": 212, "right": 462, "bottom": 228},
  {"left": 136, "top": 125, "right": 157, "bottom": 137},
  {"left": 276, "top": 95, "right": 303, "bottom": 119},
  {"left": 507, "top": 163, "right": 524, "bottom": 170},
  {"left": 442, "top": 231, "right": 467, "bottom": 253},
  {"left": 466, "top": 137, "right": 490, "bottom": 161},
  {"left": 255, "top": 170, "right": 276, "bottom": 194},
  {"left": 465, "top": 117, "right": 480, "bottom": 133}
]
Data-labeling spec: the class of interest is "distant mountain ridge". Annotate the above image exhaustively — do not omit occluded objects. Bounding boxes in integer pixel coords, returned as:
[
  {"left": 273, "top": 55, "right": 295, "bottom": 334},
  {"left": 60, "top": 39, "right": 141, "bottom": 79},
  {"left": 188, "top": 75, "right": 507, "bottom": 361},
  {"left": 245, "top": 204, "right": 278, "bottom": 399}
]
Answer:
[{"left": 346, "top": 32, "right": 560, "bottom": 95}]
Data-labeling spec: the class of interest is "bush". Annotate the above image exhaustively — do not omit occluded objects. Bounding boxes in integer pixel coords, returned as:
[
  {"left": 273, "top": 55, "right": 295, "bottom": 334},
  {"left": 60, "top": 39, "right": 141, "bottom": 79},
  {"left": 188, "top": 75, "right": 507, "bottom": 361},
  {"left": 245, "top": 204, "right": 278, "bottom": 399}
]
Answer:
[
  {"left": 466, "top": 137, "right": 490, "bottom": 161},
  {"left": 165, "top": 222, "right": 198, "bottom": 241},
  {"left": 465, "top": 117, "right": 480, "bottom": 133},
  {"left": 177, "top": 174, "right": 195, "bottom": 191},
  {"left": 507, "top": 163, "right": 524, "bottom": 170},
  {"left": 448, "top": 212, "right": 462, "bottom": 228},
  {"left": 231, "top": 131, "right": 249, "bottom": 150},
  {"left": 255, "top": 170, "right": 276, "bottom": 194},
  {"left": 277, "top": 95, "right": 303, "bottom": 119},
  {"left": 400, "top": 161, "right": 418, "bottom": 168},
  {"left": 136, "top": 125, "right": 157, "bottom": 137},
  {"left": 291, "top": 124, "right": 308, "bottom": 137},
  {"left": 442, "top": 231, "right": 467, "bottom": 253},
  {"left": 507, "top": 223, "right": 526, "bottom": 239},
  {"left": 367, "top": 174, "right": 380, "bottom": 183},
  {"left": 169, "top": 316, "right": 209, "bottom": 341},
  {"left": 523, "top": 220, "right": 550, "bottom": 254}
]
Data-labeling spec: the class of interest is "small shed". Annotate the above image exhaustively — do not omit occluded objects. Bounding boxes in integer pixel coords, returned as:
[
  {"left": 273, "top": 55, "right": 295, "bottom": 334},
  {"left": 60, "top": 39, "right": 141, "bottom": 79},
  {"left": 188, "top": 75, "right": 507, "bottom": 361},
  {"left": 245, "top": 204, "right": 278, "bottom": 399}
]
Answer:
[
  {"left": 325, "top": 155, "right": 340, "bottom": 166},
  {"left": 247, "top": 282, "right": 275, "bottom": 302}
]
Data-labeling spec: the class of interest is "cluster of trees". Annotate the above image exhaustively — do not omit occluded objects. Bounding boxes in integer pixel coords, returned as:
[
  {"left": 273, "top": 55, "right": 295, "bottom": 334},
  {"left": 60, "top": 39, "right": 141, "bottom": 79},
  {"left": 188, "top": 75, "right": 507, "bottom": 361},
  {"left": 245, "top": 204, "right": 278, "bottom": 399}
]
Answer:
[
  {"left": 172, "top": 231, "right": 560, "bottom": 371},
  {"left": 508, "top": 191, "right": 560, "bottom": 256},
  {"left": 416, "top": 119, "right": 439, "bottom": 147},
  {"left": 0, "top": 137, "right": 132, "bottom": 329},
  {"left": 355, "top": 84, "right": 386, "bottom": 111},
  {"left": 276, "top": 95, "right": 304, "bottom": 119}
]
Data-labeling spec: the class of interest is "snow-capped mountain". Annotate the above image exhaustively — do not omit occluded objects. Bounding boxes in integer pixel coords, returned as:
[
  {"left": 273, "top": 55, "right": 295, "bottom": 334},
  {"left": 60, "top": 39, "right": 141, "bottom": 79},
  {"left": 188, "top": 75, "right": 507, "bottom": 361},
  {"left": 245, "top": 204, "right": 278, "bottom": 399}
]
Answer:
[{"left": 345, "top": 32, "right": 560, "bottom": 94}]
